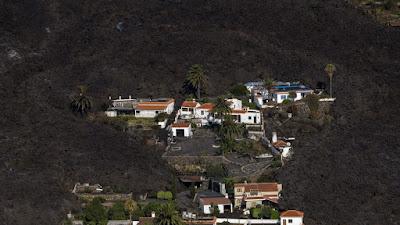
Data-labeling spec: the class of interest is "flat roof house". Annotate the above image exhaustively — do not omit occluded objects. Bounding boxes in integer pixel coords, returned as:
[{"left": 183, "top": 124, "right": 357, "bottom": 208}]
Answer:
[
  {"left": 171, "top": 122, "right": 192, "bottom": 137},
  {"left": 135, "top": 98, "right": 175, "bottom": 118},
  {"left": 280, "top": 210, "right": 304, "bottom": 225},
  {"left": 230, "top": 108, "right": 261, "bottom": 125},
  {"left": 270, "top": 83, "right": 313, "bottom": 104},
  {"left": 234, "top": 182, "right": 282, "bottom": 209}
]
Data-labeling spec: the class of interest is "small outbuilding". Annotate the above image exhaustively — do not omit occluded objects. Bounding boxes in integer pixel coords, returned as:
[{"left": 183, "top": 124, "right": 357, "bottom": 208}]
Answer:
[
  {"left": 280, "top": 210, "right": 304, "bottom": 225},
  {"left": 171, "top": 122, "right": 192, "bottom": 137}
]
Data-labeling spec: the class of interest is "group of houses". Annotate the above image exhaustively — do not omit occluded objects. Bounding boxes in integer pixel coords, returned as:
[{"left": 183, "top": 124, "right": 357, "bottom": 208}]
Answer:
[{"left": 244, "top": 81, "right": 313, "bottom": 108}]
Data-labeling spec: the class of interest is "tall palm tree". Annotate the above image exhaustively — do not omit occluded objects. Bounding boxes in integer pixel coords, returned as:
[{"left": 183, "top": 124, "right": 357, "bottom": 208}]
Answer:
[
  {"left": 70, "top": 85, "right": 92, "bottom": 116},
  {"left": 263, "top": 77, "right": 275, "bottom": 90},
  {"left": 219, "top": 116, "right": 242, "bottom": 140},
  {"left": 186, "top": 64, "right": 207, "bottom": 99},
  {"left": 324, "top": 64, "right": 336, "bottom": 98},
  {"left": 155, "top": 202, "right": 182, "bottom": 225},
  {"left": 124, "top": 199, "right": 138, "bottom": 221},
  {"left": 212, "top": 96, "right": 232, "bottom": 119}
]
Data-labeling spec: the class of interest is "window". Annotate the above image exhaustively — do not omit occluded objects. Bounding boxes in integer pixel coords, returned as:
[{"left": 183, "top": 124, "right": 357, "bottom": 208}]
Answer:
[
  {"left": 249, "top": 189, "right": 259, "bottom": 196},
  {"left": 281, "top": 95, "right": 287, "bottom": 100},
  {"left": 236, "top": 188, "right": 242, "bottom": 192},
  {"left": 155, "top": 111, "right": 159, "bottom": 114},
  {"left": 288, "top": 219, "right": 293, "bottom": 223},
  {"left": 248, "top": 116, "right": 252, "bottom": 120},
  {"left": 201, "top": 111, "right": 204, "bottom": 115},
  {"left": 182, "top": 108, "right": 188, "bottom": 111},
  {"left": 136, "top": 111, "right": 141, "bottom": 114}
]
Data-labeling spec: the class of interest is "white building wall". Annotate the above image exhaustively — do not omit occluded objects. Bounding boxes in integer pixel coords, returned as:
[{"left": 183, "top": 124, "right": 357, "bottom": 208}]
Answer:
[
  {"left": 105, "top": 110, "right": 117, "bottom": 117},
  {"left": 202, "top": 204, "right": 225, "bottom": 214},
  {"left": 135, "top": 110, "right": 159, "bottom": 118},
  {"left": 172, "top": 127, "right": 192, "bottom": 137},
  {"left": 194, "top": 109, "right": 211, "bottom": 119},
  {"left": 233, "top": 111, "right": 261, "bottom": 124},
  {"left": 280, "top": 217, "right": 303, "bottom": 225}
]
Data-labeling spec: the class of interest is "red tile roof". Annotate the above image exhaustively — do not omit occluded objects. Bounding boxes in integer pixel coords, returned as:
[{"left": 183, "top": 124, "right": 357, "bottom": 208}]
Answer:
[
  {"left": 198, "top": 103, "right": 215, "bottom": 110},
  {"left": 171, "top": 122, "right": 191, "bottom": 128},
  {"left": 230, "top": 109, "right": 247, "bottom": 114},
  {"left": 234, "top": 182, "right": 280, "bottom": 192},
  {"left": 273, "top": 140, "right": 289, "bottom": 148},
  {"left": 280, "top": 210, "right": 304, "bottom": 217},
  {"left": 183, "top": 217, "right": 217, "bottom": 225},
  {"left": 181, "top": 101, "right": 199, "bottom": 108},
  {"left": 200, "top": 197, "right": 231, "bottom": 205},
  {"left": 136, "top": 105, "right": 168, "bottom": 110}
]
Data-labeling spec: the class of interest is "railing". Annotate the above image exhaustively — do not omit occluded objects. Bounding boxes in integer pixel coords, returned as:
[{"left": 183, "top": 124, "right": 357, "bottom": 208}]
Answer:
[{"left": 216, "top": 218, "right": 279, "bottom": 224}]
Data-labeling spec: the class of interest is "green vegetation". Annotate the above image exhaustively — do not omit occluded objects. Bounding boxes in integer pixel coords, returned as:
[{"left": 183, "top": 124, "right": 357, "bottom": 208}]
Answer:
[
  {"left": 125, "top": 199, "right": 139, "bottom": 220},
  {"left": 304, "top": 94, "right": 320, "bottom": 118},
  {"left": 281, "top": 99, "right": 291, "bottom": 104},
  {"left": 242, "top": 98, "right": 258, "bottom": 109},
  {"left": 212, "top": 96, "right": 232, "bottom": 118},
  {"left": 155, "top": 202, "right": 183, "bottom": 225},
  {"left": 157, "top": 191, "right": 173, "bottom": 200},
  {"left": 186, "top": 64, "right": 207, "bottom": 99},
  {"left": 82, "top": 197, "right": 108, "bottom": 225},
  {"left": 206, "top": 164, "right": 228, "bottom": 178},
  {"left": 219, "top": 116, "right": 245, "bottom": 154},
  {"left": 271, "top": 156, "right": 282, "bottom": 168},
  {"left": 230, "top": 84, "right": 250, "bottom": 97},
  {"left": 251, "top": 206, "right": 278, "bottom": 219},
  {"left": 263, "top": 77, "right": 275, "bottom": 90},
  {"left": 108, "top": 201, "right": 127, "bottom": 220},
  {"left": 70, "top": 85, "right": 92, "bottom": 116},
  {"left": 324, "top": 63, "right": 336, "bottom": 98},
  {"left": 288, "top": 91, "right": 297, "bottom": 101},
  {"left": 211, "top": 204, "right": 220, "bottom": 216},
  {"left": 154, "top": 113, "right": 169, "bottom": 123}
]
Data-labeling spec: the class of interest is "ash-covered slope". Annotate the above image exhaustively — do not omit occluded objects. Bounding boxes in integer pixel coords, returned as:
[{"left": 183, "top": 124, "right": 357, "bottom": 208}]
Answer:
[{"left": 1, "top": 0, "right": 399, "bottom": 224}]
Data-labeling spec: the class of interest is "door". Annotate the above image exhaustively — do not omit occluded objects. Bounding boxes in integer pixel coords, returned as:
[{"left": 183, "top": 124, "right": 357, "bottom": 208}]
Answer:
[
  {"left": 254, "top": 116, "right": 257, "bottom": 124},
  {"left": 176, "top": 129, "right": 185, "bottom": 137}
]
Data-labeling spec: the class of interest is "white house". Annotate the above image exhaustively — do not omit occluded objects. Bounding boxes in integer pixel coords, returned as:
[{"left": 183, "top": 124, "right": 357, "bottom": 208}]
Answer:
[
  {"left": 270, "top": 83, "right": 313, "bottom": 103},
  {"left": 226, "top": 98, "right": 242, "bottom": 110},
  {"left": 179, "top": 100, "right": 201, "bottom": 118},
  {"left": 105, "top": 96, "right": 137, "bottom": 117},
  {"left": 171, "top": 122, "right": 192, "bottom": 137},
  {"left": 280, "top": 210, "right": 304, "bottom": 225},
  {"left": 135, "top": 98, "right": 175, "bottom": 118},
  {"left": 230, "top": 108, "right": 261, "bottom": 125},
  {"left": 234, "top": 182, "right": 282, "bottom": 209},
  {"left": 244, "top": 81, "right": 264, "bottom": 93},
  {"left": 199, "top": 196, "right": 233, "bottom": 214}
]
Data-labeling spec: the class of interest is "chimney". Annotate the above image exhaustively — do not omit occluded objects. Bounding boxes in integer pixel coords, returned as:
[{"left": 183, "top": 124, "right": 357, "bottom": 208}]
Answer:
[
  {"left": 129, "top": 95, "right": 132, "bottom": 99},
  {"left": 272, "top": 132, "right": 277, "bottom": 143},
  {"left": 151, "top": 211, "right": 156, "bottom": 218},
  {"left": 119, "top": 96, "right": 122, "bottom": 100},
  {"left": 108, "top": 96, "right": 112, "bottom": 100},
  {"left": 244, "top": 180, "right": 247, "bottom": 184}
]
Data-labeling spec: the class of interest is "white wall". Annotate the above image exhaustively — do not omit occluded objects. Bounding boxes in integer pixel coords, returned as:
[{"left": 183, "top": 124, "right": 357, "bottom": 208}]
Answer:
[
  {"left": 135, "top": 110, "right": 159, "bottom": 118},
  {"left": 105, "top": 110, "right": 117, "bottom": 117},
  {"left": 227, "top": 98, "right": 242, "bottom": 110},
  {"left": 231, "top": 110, "right": 261, "bottom": 124},
  {"left": 172, "top": 126, "right": 192, "bottom": 137},
  {"left": 216, "top": 218, "right": 279, "bottom": 225},
  {"left": 194, "top": 109, "right": 211, "bottom": 119},
  {"left": 202, "top": 204, "right": 225, "bottom": 214},
  {"left": 280, "top": 217, "right": 303, "bottom": 225}
]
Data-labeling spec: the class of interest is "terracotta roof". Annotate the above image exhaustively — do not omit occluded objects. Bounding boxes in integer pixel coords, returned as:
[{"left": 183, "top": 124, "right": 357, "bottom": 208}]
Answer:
[
  {"left": 234, "top": 182, "right": 280, "bottom": 192},
  {"left": 230, "top": 109, "right": 247, "bottom": 114},
  {"left": 273, "top": 140, "right": 289, "bottom": 148},
  {"left": 181, "top": 101, "right": 199, "bottom": 108},
  {"left": 138, "top": 217, "right": 155, "bottom": 225},
  {"left": 136, "top": 104, "right": 168, "bottom": 110},
  {"left": 139, "top": 98, "right": 174, "bottom": 104},
  {"left": 280, "top": 210, "right": 304, "bottom": 217},
  {"left": 200, "top": 197, "right": 231, "bottom": 205},
  {"left": 198, "top": 103, "right": 215, "bottom": 110},
  {"left": 172, "top": 122, "right": 191, "bottom": 128}
]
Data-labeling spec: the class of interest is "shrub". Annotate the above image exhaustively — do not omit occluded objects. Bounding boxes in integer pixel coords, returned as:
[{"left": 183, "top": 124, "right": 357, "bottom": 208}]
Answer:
[
  {"left": 157, "top": 191, "right": 165, "bottom": 199},
  {"left": 270, "top": 208, "right": 279, "bottom": 219},
  {"left": 154, "top": 113, "right": 168, "bottom": 123},
  {"left": 304, "top": 94, "right": 320, "bottom": 113},
  {"left": 206, "top": 164, "right": 228, "bottom": 178},
  {"left": 108, "top": 202, "right": 127, "bottom": 220},
  {"left": 230, "top": 84, "right": 250, "bottom": 97},
  {"left": 281, "top": 99, "right": 291, "bottom": 104},
  {"left": 157, "top": 191, "right": 173, "bottom": 200}
]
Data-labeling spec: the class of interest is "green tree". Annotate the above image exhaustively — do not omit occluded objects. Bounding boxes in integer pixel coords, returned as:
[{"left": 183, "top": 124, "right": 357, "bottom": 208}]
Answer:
[
  {"left": 288, "top": 91, "right": 297, "bottom": 101},
  {"left": 212, "top": 97, "right": 232, "bottom": 119},
  {"left": 210, "top": 204, "right": 220, "bottom": 216},
  {"left": 109, "top": 202, "right": 127, "bottom": 220},
  {"left": 263, "top": 77, "right": 275, "bottom": 90},
  {"left": 304, "top": 94, "right": 320, "bottom": 118},
  {"left": 125, "top": 199, "right": 138, "bottom": 221},
  {"left": 186, "top": 64, "right": 207, "bottom": 99},
  {"left": 82, "top": 197, "right": 108, "bottom": 225},
  {"left": 324, "top": 64, "right": 336, "bottom": 98},
  {"left": 70, "top": 85, "right": 92, "bottom": 116},
  {"left": 270, "top": 208, "right": 279, "bottom": 219},
  {"left": 155, "top": 202, "right": 183, "bottom": 225},
  {"left": 219, "top": 116, "right": 243, "bottom": 140},
  {"left": 230, "top": 84, "right": 250, "bottom": 97}
]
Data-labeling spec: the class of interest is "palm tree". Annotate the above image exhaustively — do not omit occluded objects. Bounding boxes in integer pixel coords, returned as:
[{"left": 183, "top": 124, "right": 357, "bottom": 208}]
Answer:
[
  {"left": 288, "top": 91, "right": 297, "bottom": 101},
  {"left": 212, "top": 96, "right": 232, "bottom": 119},
  {"left": 324, "top": 64, "right": 336, "bottom": 98},
  {"left": 219, "top": 116, "right": 242, "bottom": 140},
  {"left": 155, "top": 202, "right": 182, "bottom": 225},
  {"left": 263, "top": 77, "right": 275, "bottom": 90},
  {"left": 186, "top": 64, "right": 207, "bottom": 99},
  {"left": 70, "top": 85, "right": 92, "bottom": 116}
]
